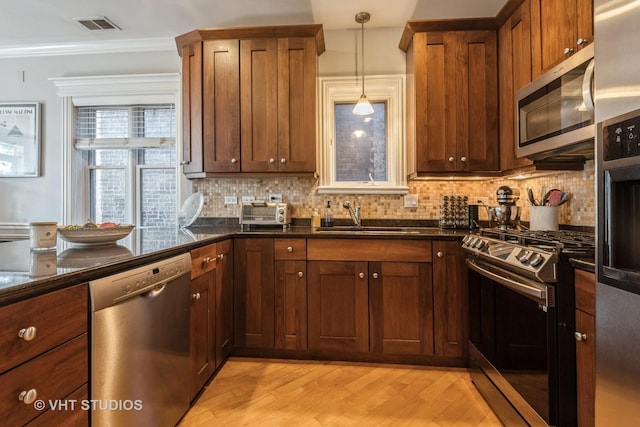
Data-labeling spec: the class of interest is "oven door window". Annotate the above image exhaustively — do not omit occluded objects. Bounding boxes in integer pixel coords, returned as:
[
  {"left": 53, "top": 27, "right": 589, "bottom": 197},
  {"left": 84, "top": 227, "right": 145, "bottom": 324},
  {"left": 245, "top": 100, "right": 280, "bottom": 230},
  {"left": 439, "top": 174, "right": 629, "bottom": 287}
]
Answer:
[{"left": 470, "top": 274, "right": 553, "bottom": 423}]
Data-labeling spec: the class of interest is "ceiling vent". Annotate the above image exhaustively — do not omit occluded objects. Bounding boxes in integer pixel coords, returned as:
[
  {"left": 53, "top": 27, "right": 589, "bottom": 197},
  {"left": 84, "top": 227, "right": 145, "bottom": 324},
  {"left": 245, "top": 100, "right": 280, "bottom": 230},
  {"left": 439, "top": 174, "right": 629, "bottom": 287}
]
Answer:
[{"left": 75, "top": 16, "right": 122, "bottom": 31}]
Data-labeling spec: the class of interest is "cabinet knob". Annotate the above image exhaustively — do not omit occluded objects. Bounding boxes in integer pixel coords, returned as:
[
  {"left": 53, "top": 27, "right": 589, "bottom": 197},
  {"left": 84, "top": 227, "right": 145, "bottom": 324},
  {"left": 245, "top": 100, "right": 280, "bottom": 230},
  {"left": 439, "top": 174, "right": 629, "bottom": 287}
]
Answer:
[
  {"left": 18, "top": 326, "right": 37, "bottom": 342},
  {"left": 448, "top": 156, "right": 455, "bottom": 162},
  {"left": 287, "top": 246, "right": 293, "bottom": 253},
  {"left": 180, "top": 160, "right": 190, "bottom": 165},
  {"left": 231, "top": 158, "right": 238, "bottom": 164},
  {"left": 269, "top": 158, "right": 276, "bottom": 164},
  {"left": 202, "top": 256, "right": 211, "bottom": 265},
  {"left": 437, "top": 251, "right": 444, "bottom": 258},
  {"left": 192, "top": 292, "right": 201, "bottom": 300},
  {"left": 18, "top": 389, "right": 37, "bottom": 405},
  {"left": 217, "top": 254, "right": 224, "bottom": 260},
  {"left": 577, "top": 38, "right": 588, "bottom": 46},
  {"left": 372, "top": 272, "right": 379, "bottom": 279},
  {"left": 564, "top": 47, "right": 574, "bottom": 55},
  {"left": 460, "top": 156, "right": 467, "bottom": 162},
  {"left": 574, "top": 331, "right": 587, "bottom": 341},
  {"left": 281, "top": 158, "right": 287, "bottom": 164},
  {"left": 298, "top": 271, "right": 304, "bottom": 278},
  {"left": 359, "top": 272, "right": 365, "bottom": 279}
]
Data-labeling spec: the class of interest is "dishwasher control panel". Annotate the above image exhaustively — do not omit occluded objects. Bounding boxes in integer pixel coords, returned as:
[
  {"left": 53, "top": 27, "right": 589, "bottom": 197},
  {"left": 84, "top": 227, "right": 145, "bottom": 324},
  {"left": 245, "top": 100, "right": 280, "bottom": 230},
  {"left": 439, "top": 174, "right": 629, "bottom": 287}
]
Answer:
[{"left": 89, "top": 253, "right": 191, "bottom": 311}]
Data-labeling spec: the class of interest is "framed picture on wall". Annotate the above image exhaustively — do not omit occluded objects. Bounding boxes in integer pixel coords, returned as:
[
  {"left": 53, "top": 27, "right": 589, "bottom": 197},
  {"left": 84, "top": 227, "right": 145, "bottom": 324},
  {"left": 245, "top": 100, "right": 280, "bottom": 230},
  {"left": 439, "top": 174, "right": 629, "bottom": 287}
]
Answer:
[{"left": 0, "top": 102, "right": 41, "bottom": 177}]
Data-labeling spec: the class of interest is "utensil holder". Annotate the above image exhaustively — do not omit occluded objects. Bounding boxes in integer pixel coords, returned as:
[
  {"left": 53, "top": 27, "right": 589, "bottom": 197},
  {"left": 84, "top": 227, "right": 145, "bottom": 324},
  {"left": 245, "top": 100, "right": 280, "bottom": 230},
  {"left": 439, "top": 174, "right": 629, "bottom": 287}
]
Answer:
[{"left": 529, "top": 206, "right": 559, "bottom": 231}]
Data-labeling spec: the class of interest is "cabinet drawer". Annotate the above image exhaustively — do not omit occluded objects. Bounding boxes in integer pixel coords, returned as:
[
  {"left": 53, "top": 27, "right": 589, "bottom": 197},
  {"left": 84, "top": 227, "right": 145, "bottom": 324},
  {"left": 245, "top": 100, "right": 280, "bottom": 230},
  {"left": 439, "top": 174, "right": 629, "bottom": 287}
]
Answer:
[
  {"left": 575, "top": 269, "right": 595, "bottom": 316},
  {"left": 274, "top": 239, "right": 306, "bottom": 260},
  {"left": 0, "top": 334, "right": 88, "bottom": 426},
  {"left": 191, "top": 243, "right": 217, "bottom": 278},
  {"left": 0, "top": 284, "right": 87, "bottom": 374},
  {"left": 27, "top": 384, "right": 88, "bottom": 427},
  {"left": 307, "top": 239, "right": 432, "bottom": 262}
]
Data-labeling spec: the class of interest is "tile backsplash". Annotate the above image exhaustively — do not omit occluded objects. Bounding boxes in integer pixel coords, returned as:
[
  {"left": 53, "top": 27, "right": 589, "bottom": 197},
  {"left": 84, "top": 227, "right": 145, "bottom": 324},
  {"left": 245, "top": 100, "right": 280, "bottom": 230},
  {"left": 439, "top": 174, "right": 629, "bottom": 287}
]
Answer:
[{"left": 193, "top": 161, "right": 595, "bottom": 227}]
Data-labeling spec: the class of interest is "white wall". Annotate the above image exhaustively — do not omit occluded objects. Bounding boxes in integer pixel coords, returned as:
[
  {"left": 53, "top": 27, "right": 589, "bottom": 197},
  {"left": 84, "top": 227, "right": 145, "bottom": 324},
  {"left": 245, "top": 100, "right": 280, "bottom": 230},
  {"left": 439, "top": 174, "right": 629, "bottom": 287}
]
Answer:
[{"left": 0, "top": 27, "right": 405, "bottom": 225}]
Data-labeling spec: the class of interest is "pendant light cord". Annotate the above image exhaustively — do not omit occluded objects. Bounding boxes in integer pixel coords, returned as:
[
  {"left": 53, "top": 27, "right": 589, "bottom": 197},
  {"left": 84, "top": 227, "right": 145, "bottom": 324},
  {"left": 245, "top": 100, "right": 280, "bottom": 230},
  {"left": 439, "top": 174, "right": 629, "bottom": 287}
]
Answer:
[{"left": 360, "top": 20, "right": 365, "bottom": 97}]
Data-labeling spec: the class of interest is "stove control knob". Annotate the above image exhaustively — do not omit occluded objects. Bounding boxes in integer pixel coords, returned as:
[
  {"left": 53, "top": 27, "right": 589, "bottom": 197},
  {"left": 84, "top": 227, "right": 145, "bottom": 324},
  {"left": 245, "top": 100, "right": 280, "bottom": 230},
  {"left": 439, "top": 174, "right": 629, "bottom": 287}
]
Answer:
[
  {"left": 474, "top": 239, "right": 485, "bottom": 249},
  {"left": 462, "top": 235, "right": 472, "bottom": 245},
  {"left": 518, "top": 251, "right": 531, "bottom": 264},
  {"left": 530, "top": 253, "right": 544, "bottom": 267}
]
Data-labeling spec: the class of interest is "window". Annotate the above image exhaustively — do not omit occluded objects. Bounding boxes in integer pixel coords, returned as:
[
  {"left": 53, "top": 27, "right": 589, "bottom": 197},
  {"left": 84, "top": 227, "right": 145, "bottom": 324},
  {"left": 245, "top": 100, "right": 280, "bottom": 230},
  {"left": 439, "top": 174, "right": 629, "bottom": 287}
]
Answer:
[
  {"left": 318, "top": 75, "right": 407, "bottom": 194},
  {"left": 51, "top": 73, "right": 182, "bottom": 227}
]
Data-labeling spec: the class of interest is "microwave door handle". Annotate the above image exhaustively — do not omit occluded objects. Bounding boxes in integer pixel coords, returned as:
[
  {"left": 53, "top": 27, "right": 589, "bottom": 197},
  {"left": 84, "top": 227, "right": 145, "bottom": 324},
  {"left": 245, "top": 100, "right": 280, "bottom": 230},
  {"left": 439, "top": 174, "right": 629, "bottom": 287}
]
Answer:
[{"left": 582, "top": 58, "right": 595, "bottom": 119}]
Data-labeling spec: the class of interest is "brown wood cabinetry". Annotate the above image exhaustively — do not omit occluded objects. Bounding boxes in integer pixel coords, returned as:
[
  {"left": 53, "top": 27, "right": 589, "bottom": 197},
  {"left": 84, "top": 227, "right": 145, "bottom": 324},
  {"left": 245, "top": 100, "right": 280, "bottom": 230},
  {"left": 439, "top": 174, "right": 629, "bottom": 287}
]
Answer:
[
  {"left": 215, "top": 239, "right": 234, "bottom": 366},
  {"left": 401, "top": 22, "right": 499, "bottom": 175},
  {"left": 176, "top": 25, "right": 324, "bottom": 178},
  {"left": 530, "top": 0, "right": 594, "bottom": 77},
  {"left": 432, "top": 241, "right": 469, "bottom": 357},
  {"left": 234, "top": 238, "right": 275, "bottom": 348},
  {"left": 274, "top": 239, "right": 307, "bottom": 350},
  {"left": 189, "top": 243, "right": 217, "bottom": 400},
  {"left": 574, "top": 269, "right": 595, "bottom": 427},
  {"left": 0, "top": 284, "right": 88, "bottom": 426}
]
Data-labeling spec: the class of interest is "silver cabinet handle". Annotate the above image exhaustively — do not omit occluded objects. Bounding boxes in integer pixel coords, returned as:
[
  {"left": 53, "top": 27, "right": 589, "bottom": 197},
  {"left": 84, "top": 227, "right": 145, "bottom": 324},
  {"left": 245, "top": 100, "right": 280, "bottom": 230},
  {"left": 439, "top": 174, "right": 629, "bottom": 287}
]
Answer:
[
  {"left": 269, "top": 158, "right": 276, "bottom": 164},
  {"left": 437, "top": 251, "right": 444, "bottom": 258},
  {"left": 359, "top": 272, "right": 365, "bottom": 279},
  {"left": 18, "top": 389, "right": 37, "bottom": 405},
  {"left": 448, "top": 156, "right": 455, "bottom": 162},
  {"left": 372, "top": 273, "right": 379, "bottom": 279},
  {"left": 18, "top": 326, "right": 37, "bottom": 342},
  {"left": 192, "top": 293, "right": 201, "bottom": 300},
  {"left": 217, "top": 254, "right": 224, "bottom": 260},
  {"left": 287, "top": 246, "right": 293, "bottom": 253},
  {"left": 231, "top": 158, "right": 238, "bottom": 164},
  {"left": 564, "top": 47, "right": 574, "bottom": 55},
  {"left": 574, "top": 331, "right": 587, "bottom": 341},
  {"left": 280, "top": 158, "right": 286, "bottom": 164},
  {"left": 577, "top": 38, "right": 588, "bottom": 46},
  {"left": 460, "top": 156, "right": 467, "bottom": 162},
  {"left": 202, "top": 256, "right": 211, "bottom": 265},
  {"left": 298, "top": 271, "right": 304, "bottom": 278},
  {"left": 180, "top": 160, "right": 190, "bottom": 165}
]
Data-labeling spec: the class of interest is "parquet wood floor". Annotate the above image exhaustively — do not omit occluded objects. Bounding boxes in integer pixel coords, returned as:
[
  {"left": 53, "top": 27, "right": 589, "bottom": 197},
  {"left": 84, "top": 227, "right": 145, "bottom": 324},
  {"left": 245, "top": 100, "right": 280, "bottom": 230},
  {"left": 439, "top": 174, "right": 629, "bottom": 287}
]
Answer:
[{"left": 179, "top": 357, "right": 502, "bottom": 426}]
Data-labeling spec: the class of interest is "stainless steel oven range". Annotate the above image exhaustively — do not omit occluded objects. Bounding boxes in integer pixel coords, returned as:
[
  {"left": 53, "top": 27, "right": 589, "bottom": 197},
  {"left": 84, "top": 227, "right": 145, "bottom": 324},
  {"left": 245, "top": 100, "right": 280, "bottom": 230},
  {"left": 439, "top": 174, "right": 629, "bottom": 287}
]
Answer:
[{"left": 463, "top": 228, "right": 594, "bottom": 426}]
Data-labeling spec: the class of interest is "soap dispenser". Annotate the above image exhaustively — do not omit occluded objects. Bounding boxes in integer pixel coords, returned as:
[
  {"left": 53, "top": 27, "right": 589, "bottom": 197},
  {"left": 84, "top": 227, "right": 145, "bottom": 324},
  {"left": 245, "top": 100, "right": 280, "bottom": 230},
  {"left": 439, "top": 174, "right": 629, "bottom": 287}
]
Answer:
[{"left": 321, "top": 201, "right": 334, "bottom": 227}]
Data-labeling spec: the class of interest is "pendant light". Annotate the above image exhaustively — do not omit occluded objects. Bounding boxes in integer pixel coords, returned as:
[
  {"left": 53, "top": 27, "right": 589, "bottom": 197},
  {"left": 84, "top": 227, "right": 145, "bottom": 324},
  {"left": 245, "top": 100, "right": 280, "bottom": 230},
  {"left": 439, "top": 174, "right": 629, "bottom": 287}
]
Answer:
[{"left": 353, "top": 11, "right": 374, "bottom": 116}]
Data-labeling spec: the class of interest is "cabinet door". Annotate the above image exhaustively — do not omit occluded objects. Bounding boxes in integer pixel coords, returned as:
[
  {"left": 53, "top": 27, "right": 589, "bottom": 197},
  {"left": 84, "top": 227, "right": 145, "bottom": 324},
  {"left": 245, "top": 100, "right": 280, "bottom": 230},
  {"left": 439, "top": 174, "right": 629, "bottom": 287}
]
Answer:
[
  {"left": 240, "top": 39, "right": 279, "bottom": 172},
  {"left": 275, "top": 260, "right": 307, "bottom": 350},
  {"left": 433, "top": 241, "right": 469, "bottom": 357},
  {"left": 575, "top": 309, "right": 595, "bottom": 427},
  {"left": 181, "top": 43, "right": 203, "bottom": 175},
  {"left": 308, "top": 261, "right": 369, "bottom": 353},
  {"left": 215, "top": 239, "right": 233, "bottom": 367},
  {"left": 454, "top": 30, "right": 499, "bottom": 172},
  {"left": 190, "top": 272, "right": 214, "bottom": 400},
  {"left": 369, "top": 262, "right": 434, "bottom": 355},
  {"left": 202, "top": 40, "right": 241, "bottom": 173},
  {"left": 499, "top": 1, "right": 534, "bottom": 171},
  {"left": 277, "top": 37, "right": 317, "bottom": 172},
  {"left": 576, "top": 0, "right": 593, "bottom": 53},
  {"left": 234, "top": 238, "right": 275, "bottom": 348}
]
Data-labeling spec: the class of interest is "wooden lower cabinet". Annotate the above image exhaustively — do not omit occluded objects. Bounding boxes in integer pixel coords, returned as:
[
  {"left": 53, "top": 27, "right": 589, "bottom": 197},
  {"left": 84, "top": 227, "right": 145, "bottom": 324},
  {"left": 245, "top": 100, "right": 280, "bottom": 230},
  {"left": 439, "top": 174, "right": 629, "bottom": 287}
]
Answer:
[
  {"left": 433, "top": 241, "right": 469, "bottom": 357},
  {"left": 274, "top": 238, "right": 307, "bottom": 350},
  {"left": 307, "top": 260, "right": 369, "bottom": 353},
  {"left": 234, "top": 238, "right": 275, "bottom": 348},
  {"left": 575, "top": 269, "right": 595, "bottom": 427},
  {"left": 369, "top": 261, "right": 434, "bottom": 355},
  {"left": 215, "top": 239, "right": 234, "bottom": 366}
]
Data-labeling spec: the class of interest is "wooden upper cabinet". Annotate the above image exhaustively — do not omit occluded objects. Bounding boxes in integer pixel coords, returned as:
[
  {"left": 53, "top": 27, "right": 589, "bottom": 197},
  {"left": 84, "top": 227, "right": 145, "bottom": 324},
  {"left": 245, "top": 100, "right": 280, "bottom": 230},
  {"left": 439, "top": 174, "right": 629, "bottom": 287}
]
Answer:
[
  {"left": 499, "top": 0, "right": 535, "bottom": 171},
  {"left": 401, "top": 23, "right": 499, "bottom": 175},
  {"left": 530, "top": 0, "right": 594, "bottom": 77},
  {"left": 176, "top": 25, "right": 324, "bottom": 177}
]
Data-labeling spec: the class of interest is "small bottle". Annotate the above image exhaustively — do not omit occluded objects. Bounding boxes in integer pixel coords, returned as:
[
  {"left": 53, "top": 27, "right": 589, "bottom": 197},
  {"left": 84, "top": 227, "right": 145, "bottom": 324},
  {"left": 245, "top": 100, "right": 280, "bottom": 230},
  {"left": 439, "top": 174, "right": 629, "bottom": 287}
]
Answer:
[
  {"left": 311, "top": 208, "right": 321, "bottom": 229},
  {"left": 321, "top": 201, "right": 334, "bottom": 227}
]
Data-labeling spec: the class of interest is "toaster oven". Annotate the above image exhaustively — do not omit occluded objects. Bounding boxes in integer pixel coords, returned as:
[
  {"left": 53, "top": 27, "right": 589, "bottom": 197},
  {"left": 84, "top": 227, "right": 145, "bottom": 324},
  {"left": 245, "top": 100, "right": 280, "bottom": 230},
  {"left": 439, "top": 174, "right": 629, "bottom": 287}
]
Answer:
[{"left": 240, "top": 202, "right": 291, "bottom": 230}]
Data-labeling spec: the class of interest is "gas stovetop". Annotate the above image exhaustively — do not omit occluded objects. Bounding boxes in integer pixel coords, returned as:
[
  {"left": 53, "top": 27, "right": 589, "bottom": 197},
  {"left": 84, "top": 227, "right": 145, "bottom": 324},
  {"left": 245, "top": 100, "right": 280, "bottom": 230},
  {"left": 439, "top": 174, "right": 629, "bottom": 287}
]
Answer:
[{"left": 462, "top": 228, "right": 595, "bottom": 283}]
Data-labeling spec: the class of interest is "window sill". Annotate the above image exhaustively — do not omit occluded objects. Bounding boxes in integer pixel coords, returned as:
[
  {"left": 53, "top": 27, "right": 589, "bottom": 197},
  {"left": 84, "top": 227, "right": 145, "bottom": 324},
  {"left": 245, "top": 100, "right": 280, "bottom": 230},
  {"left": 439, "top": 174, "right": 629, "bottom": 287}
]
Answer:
[{"left": 317, "top": 185, "right": 409, "bottom": 195}]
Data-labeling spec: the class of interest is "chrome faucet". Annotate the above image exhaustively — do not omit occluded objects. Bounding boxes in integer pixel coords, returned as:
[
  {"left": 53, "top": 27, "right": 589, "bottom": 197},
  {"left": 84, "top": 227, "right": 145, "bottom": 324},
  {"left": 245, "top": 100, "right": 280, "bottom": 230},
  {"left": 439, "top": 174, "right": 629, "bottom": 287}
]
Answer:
[{"left": 343, "top": 201, "right": 361, "bottom": 227}]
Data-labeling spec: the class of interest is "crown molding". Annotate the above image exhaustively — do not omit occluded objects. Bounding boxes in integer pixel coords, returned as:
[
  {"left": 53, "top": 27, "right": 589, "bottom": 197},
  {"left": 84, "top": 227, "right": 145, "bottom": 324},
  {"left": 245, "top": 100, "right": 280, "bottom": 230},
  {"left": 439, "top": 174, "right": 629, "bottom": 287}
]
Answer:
[{"left": 0, "top": 37, "right": 176, "bottom": 59}]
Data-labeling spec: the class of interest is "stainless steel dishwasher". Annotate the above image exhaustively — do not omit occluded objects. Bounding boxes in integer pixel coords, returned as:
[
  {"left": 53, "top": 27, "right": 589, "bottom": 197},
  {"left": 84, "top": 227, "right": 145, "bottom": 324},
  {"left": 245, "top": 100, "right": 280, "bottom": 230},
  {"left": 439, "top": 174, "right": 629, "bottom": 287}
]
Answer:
[{"left": 89, "top": 253, "right": 191, "bottom": 427}]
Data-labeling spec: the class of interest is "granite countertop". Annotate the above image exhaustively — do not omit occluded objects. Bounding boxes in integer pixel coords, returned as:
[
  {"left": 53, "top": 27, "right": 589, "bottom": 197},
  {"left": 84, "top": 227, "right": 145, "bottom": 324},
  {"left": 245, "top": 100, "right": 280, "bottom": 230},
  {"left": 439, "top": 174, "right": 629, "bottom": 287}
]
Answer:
[{"left": 0, "top": 224, "right": 468, "bottom": 306}]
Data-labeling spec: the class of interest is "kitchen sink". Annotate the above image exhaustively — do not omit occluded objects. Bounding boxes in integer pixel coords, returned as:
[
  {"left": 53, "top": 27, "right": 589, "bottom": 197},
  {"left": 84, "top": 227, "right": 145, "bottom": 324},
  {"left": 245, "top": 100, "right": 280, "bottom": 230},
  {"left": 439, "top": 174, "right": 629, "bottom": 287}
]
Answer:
[{"left": 315, "top": 226, "right": 422, "bottom": 234}]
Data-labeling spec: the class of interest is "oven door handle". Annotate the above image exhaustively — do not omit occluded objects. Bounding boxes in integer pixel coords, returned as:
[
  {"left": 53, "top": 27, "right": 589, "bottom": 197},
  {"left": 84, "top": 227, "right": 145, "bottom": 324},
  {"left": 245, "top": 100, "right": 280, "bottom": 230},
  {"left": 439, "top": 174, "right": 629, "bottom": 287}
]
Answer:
[{"left": 466, "top": 257, "right": 554, "bottom": 309}]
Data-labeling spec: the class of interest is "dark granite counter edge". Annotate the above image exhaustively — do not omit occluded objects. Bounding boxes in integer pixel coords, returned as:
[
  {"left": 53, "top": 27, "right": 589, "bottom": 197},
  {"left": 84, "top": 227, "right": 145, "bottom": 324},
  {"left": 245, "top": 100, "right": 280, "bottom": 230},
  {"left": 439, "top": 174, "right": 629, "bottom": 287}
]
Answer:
[
  {"left": 0, "top": 226, "right": 468, "bottom": 307},
  {"left": 570, "top": 257, "right": 596, "bottom": 273}
]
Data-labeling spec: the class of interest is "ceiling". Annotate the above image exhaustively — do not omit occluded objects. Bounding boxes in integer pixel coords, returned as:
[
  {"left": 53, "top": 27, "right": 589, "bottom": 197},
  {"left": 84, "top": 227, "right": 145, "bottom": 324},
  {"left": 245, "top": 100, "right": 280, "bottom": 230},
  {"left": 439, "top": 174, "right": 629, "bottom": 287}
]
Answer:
[{"left": 1, "top": 0, "right": 507, "bottom": 53}]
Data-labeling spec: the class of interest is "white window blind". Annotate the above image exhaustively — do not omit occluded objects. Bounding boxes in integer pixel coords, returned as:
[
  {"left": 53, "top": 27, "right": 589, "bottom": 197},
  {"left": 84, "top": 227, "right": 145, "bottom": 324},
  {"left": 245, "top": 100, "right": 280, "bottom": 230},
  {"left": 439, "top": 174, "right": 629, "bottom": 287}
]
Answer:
[{"left": 75, "top": 104, "right": 176, "bottom": 149}]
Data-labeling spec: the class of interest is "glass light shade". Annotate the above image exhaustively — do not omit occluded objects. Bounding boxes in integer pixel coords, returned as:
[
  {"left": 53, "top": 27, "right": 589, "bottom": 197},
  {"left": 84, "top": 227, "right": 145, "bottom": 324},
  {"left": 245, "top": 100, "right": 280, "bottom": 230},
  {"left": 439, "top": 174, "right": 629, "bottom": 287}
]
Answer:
[{"left": 352, "top": 94, "right": 374, "bottom": 116}]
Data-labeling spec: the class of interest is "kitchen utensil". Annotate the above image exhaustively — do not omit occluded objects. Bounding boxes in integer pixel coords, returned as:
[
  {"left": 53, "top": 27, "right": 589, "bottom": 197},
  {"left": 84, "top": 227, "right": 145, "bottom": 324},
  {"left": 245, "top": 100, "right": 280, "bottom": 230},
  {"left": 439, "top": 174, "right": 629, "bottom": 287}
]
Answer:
[
  {"left": 547, "top": 189, "right": 563, "bottom": 207},
  {"left": 526, "top": 188, "right": 537, "bottom": 206},
  {"left": 558, "top": 192, "right": 569, "bottom": 206}
]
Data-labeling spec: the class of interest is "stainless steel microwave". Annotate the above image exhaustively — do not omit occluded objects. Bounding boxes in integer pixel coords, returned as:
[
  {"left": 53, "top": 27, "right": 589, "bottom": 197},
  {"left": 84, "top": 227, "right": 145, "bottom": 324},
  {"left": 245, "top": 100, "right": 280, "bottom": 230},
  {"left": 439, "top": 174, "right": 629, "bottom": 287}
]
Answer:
[{"left": 516, "top": 43, "right": 595, "bottom": 160}]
